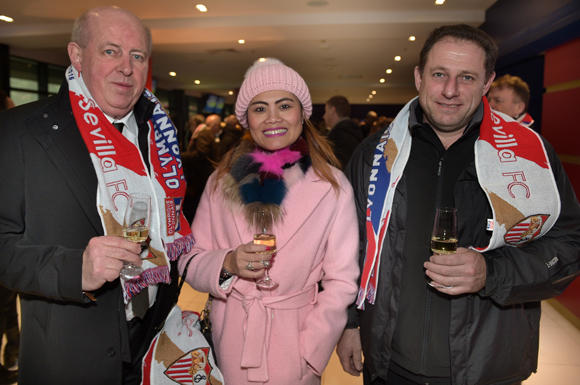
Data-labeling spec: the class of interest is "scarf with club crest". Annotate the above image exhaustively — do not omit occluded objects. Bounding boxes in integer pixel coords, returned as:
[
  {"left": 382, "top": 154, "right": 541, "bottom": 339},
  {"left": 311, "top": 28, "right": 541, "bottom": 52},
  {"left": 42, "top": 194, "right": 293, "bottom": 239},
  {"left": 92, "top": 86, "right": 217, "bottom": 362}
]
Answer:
[
  {"left": 357, "top": 96, "right": 560, "bottom": 309},
  {"left": 67, "top": 65, "right": 194, "bottom": 302}
]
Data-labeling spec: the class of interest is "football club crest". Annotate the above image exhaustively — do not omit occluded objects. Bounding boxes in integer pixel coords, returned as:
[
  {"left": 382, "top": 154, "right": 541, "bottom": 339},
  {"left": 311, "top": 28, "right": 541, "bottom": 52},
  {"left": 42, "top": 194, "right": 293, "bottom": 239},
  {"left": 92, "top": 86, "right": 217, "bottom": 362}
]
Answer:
[
  {"left": 164, "top": 347, "right": 219, "bottom": 385},
  {"left": 504, "top": 214, "right": 550, "bottom": 246}
]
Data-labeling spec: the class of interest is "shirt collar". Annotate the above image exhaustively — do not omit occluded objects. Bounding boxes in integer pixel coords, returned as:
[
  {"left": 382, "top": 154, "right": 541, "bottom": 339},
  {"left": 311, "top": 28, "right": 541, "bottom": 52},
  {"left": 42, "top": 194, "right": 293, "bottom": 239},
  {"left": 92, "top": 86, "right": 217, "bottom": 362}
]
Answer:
[{"left": 104, "top": 110, "right": 138, "bottom": 136}]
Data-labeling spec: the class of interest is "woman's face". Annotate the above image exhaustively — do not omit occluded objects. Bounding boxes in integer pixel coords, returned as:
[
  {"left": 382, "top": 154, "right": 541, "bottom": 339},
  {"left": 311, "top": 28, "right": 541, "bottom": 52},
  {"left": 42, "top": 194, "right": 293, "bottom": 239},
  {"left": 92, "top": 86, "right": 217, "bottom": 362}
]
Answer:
[{"left": 247, "top": 90, "right": 303, "bottom": 151}]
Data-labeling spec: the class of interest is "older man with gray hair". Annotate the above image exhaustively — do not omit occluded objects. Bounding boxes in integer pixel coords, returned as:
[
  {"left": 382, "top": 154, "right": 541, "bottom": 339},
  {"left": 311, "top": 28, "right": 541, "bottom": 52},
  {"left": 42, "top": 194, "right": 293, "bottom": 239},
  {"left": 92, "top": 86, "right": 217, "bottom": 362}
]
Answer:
[{"left": 0, "top": 6, "right": 193, "bottom": 384}]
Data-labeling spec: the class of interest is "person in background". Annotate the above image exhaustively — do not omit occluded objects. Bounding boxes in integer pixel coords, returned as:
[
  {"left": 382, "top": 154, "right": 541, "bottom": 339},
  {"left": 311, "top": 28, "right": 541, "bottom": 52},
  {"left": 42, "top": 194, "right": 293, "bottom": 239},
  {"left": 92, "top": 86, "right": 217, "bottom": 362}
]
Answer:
[
  {"left": 182, "top": 113, "right": 243, "bottom": 222},
  {"left": 369, "top": 116, "right": 393, "bottom": 136},
  {"left": 359, "top": 110, "right": 377, "bottom": 138},
  {"left": 487, "top": 74, "right": 535, "bottom": 129},
  {"left": 337, "top": 24, "right": 580, "bottom": 385},
  {"left": 179, "top": 58, "right": 359, "bottom": 384},
  {"left": 323, "top": 95, "right": 363, "bottom": 169},
  {"left": 0, "top": 7, "right": 193, "bottom": 384},
  {"left": 0, "top": 90, "right": 18, "bottom": 385},
  {"left": 183, "top": 113, "right": 205, "bottom": 150},
  {"left": 224, "top": 114, "right": 242, "bottom": 131}
]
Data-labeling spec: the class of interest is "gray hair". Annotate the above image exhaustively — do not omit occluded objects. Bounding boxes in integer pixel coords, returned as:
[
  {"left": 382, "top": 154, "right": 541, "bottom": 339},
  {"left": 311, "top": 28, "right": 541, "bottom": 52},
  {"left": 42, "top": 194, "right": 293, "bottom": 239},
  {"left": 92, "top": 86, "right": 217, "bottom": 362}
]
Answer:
[{"left": 71, "top": 6, "right": 152, "bottom": 56}]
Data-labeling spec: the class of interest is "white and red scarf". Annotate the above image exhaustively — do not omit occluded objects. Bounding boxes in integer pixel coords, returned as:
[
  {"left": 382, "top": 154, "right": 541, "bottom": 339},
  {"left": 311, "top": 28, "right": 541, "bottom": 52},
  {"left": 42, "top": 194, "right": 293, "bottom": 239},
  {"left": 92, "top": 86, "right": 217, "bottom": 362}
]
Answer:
[
  {"left": 67, "top": 66, "right": 194, "bottom": 302},
  {"left": 357, "top": 97, "right": 560, "bottom": 309}
]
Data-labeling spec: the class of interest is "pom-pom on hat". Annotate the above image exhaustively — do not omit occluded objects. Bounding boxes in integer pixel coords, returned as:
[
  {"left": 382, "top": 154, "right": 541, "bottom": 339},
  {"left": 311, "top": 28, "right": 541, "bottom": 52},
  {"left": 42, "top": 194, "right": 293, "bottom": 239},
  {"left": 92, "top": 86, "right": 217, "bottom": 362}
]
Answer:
[{"left": 235, "top": 58, "right": 312, "bottom": 129}]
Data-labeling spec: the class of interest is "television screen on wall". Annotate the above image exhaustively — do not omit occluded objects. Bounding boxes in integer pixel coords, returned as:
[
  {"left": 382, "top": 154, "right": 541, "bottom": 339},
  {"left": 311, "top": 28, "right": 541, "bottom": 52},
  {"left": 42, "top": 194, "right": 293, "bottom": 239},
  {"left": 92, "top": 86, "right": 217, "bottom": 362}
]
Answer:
[{"left": 203, "top": 94, "right": 225, "bottom": 114}]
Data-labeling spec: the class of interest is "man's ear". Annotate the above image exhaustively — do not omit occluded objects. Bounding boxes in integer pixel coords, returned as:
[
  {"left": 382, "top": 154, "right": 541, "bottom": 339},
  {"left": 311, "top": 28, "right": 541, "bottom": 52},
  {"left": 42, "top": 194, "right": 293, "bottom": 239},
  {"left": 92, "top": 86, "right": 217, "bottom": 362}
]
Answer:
[
  {"left": 68, "top": 42, "right": 83, "bottom": 72},
  {"left": 515, "top": 101, "right": 526, "bottom": 116},
  {"left": 482, "top": 71, "right": 496, "bottom": 96},
  {"left": 414, "top": 66, "right": 422, "bottom": 92}
]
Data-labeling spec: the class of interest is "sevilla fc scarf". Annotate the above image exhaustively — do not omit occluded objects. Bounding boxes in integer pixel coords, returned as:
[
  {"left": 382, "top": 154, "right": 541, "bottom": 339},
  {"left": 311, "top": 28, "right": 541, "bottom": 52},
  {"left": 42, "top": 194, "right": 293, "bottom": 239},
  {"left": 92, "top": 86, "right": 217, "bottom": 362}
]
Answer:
[
  {"left": 67, "top": 66, "right": 194, "bottom": 302},
  {"left": 357, "top": 97, "right": 560, "bottom": 309}
]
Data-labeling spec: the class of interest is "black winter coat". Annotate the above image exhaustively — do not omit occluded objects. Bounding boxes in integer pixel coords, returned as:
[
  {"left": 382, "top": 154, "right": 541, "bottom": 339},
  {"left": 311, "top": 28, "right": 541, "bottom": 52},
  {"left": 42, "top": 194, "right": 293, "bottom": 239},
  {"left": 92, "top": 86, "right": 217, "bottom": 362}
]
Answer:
[{"left": 344, "top": 100, "right": 580, "bottom": 385}]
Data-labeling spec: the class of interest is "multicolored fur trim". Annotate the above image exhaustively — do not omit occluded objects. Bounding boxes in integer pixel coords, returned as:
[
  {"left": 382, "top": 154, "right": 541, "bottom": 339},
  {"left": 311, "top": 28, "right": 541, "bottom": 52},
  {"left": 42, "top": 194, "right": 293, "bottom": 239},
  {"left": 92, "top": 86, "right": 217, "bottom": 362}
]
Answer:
[{"left": 220, "top": 138, "right": 311, "bottom": 226}]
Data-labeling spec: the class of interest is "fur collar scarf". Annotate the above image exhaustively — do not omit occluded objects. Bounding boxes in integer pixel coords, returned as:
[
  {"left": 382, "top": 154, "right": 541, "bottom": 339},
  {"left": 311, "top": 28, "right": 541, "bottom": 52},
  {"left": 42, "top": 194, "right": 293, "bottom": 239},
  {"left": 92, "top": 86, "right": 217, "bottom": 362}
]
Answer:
[{"left": 220, "top": 138, "right": 311, "bottom": 225}]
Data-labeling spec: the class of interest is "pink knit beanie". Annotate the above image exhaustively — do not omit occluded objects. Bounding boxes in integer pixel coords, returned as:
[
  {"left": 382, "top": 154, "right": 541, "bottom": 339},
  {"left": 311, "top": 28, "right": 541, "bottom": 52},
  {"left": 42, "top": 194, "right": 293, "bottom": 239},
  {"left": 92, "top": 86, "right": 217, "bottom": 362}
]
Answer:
[{"left": 235, "top": 58, "right": 312, "bottom": 129}]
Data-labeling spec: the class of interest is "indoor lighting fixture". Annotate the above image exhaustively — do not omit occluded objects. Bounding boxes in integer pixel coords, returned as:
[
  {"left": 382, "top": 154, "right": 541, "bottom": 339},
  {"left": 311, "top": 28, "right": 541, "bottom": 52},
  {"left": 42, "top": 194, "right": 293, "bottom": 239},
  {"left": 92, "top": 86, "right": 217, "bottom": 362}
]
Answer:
[
  {"left": 0, "top": 15, "right": 13, "bottom": 22},
  {"left": 196, "top": 4, "right": 208, "bottom": 12},
  {"left": 238, "top": 39, "right": 245, "bottom": 44},
  {"left": 259, "top": 58, "right": 266, "bottom": 62},
  {"left": 194, "top": 80, "right": 201, "bottom": 85},
  {"left": 369, "top": 95, "right": 373, "bottom": 99},
  {"left": 366, "top": 98, "right": 370, "bottom": 102},
  {"left": 372, "top": 91, "right": 377, "bottom": 95},
  {"left": 380, "top": 78, "right": 385, "bottom": 83},
  {"left": 169, "top": 71, "right": 177, "bottom": 77},
  {"left": 228, "top": 91, "right": 234, "bottom": 95},
  {"left": 394, "top": 56, "right": 401, "bottom": 61},
  {"left": 386, "top": 69, "right": 393, "bottom": 74},
  {"left": 409, "top": 36, "right": 416, "bottom": 41},
  {"left": 435, "top": 0, "right": 445, "bottom": 4}
]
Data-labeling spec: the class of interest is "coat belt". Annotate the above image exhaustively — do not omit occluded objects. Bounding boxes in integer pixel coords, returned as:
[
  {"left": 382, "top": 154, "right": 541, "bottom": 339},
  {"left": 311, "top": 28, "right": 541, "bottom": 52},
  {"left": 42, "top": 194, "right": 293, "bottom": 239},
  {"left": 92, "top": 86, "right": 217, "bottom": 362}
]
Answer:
[{"left": 231, "top": 284, "right": 318, "bottom": 383}]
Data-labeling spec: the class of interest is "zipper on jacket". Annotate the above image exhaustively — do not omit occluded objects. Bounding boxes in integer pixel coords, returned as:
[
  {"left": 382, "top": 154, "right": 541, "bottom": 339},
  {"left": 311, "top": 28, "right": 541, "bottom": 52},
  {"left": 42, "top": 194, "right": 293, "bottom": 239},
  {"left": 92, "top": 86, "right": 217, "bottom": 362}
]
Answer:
[{"left": 420, "top": 150, "right": 446, "bottom": 375}]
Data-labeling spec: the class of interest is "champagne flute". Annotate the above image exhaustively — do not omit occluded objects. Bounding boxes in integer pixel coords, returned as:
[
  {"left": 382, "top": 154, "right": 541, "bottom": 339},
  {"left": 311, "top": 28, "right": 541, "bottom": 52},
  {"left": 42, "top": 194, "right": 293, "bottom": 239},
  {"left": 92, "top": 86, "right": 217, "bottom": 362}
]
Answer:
[
  {"left": 253, "top": 211, "right": 278, "bottom": 288},
  {"left": 428, "top": 207, "right": 457, "bottom": 289},
  {"left": 120, "top": 193, "right": 151, "bottom": 279}
]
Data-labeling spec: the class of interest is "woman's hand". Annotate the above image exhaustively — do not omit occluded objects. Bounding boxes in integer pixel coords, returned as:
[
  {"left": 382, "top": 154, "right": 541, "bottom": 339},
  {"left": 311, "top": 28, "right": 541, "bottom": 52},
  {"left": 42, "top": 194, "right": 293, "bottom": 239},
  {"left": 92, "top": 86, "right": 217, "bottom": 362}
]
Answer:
[{"left": 223, "top": 241, "right": 274, "bottom": 279}]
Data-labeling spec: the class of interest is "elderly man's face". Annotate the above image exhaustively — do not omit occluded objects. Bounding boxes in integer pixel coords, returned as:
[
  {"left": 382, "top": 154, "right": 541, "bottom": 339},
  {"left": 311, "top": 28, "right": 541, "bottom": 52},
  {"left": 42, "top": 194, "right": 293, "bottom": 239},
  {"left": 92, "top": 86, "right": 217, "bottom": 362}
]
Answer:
[
  {"left": 415, "top": 39, "right": 494, "bottom": 137},
  {"left": 68, "top": 9, "right": 149, "bottom": 119}
]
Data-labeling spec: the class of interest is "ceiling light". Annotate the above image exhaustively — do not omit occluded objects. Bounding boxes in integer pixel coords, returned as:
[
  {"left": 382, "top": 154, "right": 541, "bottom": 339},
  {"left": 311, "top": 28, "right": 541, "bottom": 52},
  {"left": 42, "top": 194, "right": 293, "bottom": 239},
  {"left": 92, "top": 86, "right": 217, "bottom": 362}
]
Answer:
[
  {"left": 409, "top": 36, "right": 416, "bottom": 41},
  {"left": 366, "top": 98, "right": 370, "bottom": 102},
  {"left": 259, "top": 58, "right": 266, "bottom": 62},
  {"left": 372, "top": 91, "right": 377, "bottom": 95},
  {"left": 238, "top": 39, "right": 245, "bottom": 44},
  {"left": 435, "top": 0, "right": 445, "bottom": 4},
  {"left": 194, "top": 80, "right": 201, "bottom": 85},
  {"left": 228, "top": 91, "right": 234, "bottom": 95},
  {"left": 169, "top": 71, "right": 177, "bottom": 77},
  {"left": 380, "top": 78, "right": 385, "bottom": 83},
  {"left": 196, "top": 4, "right": 208, "bottom": 12},
  {"left": 0, "top": 15, "right": 13, "bottom": 22},
  {"left": 394, "top": 56, "right": 401, "bottom": 61},
  {"left": 386, "top": 69, "right": 393, "bottom": 74},
  {"left": 369, "top": 95, "right": 373, "bottom": 98}
]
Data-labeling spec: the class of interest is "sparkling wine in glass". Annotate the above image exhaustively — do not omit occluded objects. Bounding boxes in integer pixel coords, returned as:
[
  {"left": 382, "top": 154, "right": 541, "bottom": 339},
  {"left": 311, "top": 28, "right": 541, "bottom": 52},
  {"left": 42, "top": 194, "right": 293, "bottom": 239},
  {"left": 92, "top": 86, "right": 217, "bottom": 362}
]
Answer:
[
  {"left": 428, "top": 207, "right": 457, "bottom": 289},
  {"left": 120, "top": 193, "right": 151, "bottom": 279},
  {"left": 253, "top": 211, "right": 278, "bottom": 288},
  {"left": 430, "top": 207, "right": 458, "bottom": 254}
]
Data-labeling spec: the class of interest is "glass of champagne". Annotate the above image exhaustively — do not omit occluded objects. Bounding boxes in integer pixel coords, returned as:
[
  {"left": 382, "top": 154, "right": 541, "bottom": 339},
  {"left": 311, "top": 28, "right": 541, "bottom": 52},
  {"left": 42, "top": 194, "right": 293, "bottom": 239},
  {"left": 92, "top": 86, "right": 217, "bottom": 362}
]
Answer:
[
  {"left": 428, "top": 207, "right": 457, "bottom": 288},
  {"left": 253, "top": 211, "right": 278, "bottom": 288},
  {"left": 120, "top": 193, "right": 151, "bottom": 279}
]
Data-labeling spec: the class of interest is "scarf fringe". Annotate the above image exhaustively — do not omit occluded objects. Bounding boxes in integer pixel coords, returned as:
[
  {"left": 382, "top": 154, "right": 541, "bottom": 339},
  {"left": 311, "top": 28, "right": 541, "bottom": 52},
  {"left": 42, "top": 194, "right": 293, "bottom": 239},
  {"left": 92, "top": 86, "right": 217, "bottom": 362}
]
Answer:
[
  {"left": 123, "top": 266, "right": 171, "bottom": 301},
  {"left": 166, "top": 233, "right": 195, "bottom": 261}
]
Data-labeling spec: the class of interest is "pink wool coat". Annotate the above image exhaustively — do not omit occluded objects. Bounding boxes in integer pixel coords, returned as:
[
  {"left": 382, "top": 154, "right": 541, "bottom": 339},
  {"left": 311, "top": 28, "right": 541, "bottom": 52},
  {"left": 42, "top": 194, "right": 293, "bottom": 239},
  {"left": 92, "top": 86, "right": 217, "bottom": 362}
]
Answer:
[{"left": 179, "top": 164, "right": 359, "bottom": 385}]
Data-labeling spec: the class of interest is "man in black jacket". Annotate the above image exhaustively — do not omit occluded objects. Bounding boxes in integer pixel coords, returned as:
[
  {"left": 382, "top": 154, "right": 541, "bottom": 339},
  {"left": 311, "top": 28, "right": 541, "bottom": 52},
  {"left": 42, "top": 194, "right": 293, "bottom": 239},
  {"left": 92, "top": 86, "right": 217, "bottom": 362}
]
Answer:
[
  {"left": 337, "top": 24, "right": 580, "bottom": 385},
  {"left": 323, "top": 95, "right": 363, "bottom": 169},
  {"left": 0, "top": 6, "right": 184, "bottom": 384}
]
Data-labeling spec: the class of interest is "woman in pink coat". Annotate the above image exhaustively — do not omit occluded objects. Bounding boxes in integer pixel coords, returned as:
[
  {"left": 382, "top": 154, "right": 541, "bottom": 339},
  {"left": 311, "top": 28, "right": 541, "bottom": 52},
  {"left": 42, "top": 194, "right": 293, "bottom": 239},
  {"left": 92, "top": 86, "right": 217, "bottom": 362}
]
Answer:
[{"left": 179, "top": 58, "right": 359, "bottom": 385}]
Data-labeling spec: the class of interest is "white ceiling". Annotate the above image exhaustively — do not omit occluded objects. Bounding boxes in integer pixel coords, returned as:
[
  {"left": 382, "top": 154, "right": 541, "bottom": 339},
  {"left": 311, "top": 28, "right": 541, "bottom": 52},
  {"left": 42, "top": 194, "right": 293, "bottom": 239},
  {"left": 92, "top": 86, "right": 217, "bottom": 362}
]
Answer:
[{"left": 0, "top": 0, "right": 498, "bottom": 105}]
